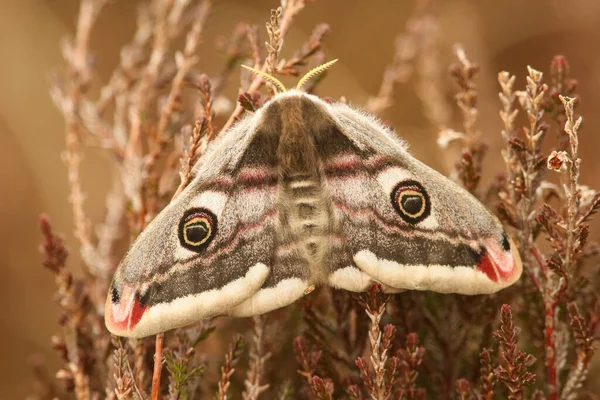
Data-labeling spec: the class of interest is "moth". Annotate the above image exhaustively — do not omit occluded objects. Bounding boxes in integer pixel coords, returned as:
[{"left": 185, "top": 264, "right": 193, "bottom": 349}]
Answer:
[{"left": 106, "top": 61, "right": 522, "bottom": 338}]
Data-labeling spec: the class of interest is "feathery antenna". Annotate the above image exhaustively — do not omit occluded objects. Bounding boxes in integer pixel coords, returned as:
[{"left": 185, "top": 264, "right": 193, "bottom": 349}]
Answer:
[
  {"left": 241, "top": 65, "right": 287, "bottom": 93},
  {"left": 296, "top": 59, "right": 338, "bottom": 91}
]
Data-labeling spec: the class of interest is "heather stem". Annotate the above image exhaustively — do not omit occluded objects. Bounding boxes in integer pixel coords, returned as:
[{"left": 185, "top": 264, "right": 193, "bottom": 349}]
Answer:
[
  {"left": 151, "top": 333, "right": 165, "bottom": 400},
  {"left": 220, "top": 0, "right": 309, "bottom": 134},
  {"left": 366, "top": 307, "right": 386, "bottom": 399},
  {"left": 559, "top": 95, "right": 581, "bottom": 282},
  {"left": 357, "top": 284, "right": 396, "bottom": 400},
  {"left": 518, "top": 66, "right": 546, "bottom": 265},
  {"left": 243, "top": 315, "right": 271, "bottom": 400}
]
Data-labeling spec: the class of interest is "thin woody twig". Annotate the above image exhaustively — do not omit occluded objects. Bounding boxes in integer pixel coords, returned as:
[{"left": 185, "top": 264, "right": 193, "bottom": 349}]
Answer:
[
  {"left": 365, "top": 34, "right": 417, "bottom": 115},
  {"left": 96, "top": 4, "right": 153, "bottom": 116},
  {"left": 220, "top": 0, "right": 309, "bottom": 135},
  {"left": 365, "top": 0, "right": 437, "bottom": 115},
  {"left": 197, "top": 75, "right": 216, "bottom": 142},
  {"left": 126, "top": 0, "right": 172, "bottom": 160},
  {"left": 210, "top": 22, "right": 253, "bottom": 97},
  {"left": 217, "top": 335, "right": 246, "bottom": 400},
  {"left": 130, "top": 337, "right": 149, "bottom": 397},
  {"left": 57, "top": 0, "right": 110, "bottom": 255},
  {"left": 40, "top": 215, "right": 94, "bottom": 400},
  {"left": 126, "top": 354, "right": 147, "bottom": 400},
  {"left": 265, "top": 7, "right": 283, "bottom": 78},
  {"left": 173, "top": 118, "right": 206, "bottom": 198},
  {"left": 247, "top": 25, "right": 262, "bottom": 68},
  {"left": 151, "top": 332, "right": 165, "bottom": 400},
  {"left": 446, "top": 45, "right": 486, "bottom": 194},
  {"left": 156, "top": 0, "right": 210, "bottom": 141},
  {"left": 243, "top": 315, "right": 271, "bottom": 400},
  {"left": 277, "top": 23, "right": 330, "bottom": 77}
]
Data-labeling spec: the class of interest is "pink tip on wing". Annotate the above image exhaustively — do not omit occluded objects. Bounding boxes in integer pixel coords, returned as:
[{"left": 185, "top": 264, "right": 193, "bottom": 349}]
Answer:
[
  {"left": 476, "top": 253, "right": 499, "bottom": 282},
  {"left": 476, "top": 236, "right": 521, "bottom": 284},
  {"left": 107, "top": 284, "right": 147, "bottom": 334}
]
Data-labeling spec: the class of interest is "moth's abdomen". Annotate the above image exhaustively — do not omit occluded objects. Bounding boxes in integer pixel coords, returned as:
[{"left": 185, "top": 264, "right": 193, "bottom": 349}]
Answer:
[{"left": 284, "top": 172, "right": 329, "bottom": 266}]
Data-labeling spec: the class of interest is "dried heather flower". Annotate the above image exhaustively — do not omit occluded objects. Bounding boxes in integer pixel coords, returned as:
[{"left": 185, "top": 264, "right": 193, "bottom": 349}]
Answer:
[
  {"left": 561, "top": 303, "right": 597, "bottom": 399},
  {"left": 310, "top": 376, "right": 334, "bottom": 400},
  {"left": 455, "top": 378, "right": 473, "bottom": 400},
  {"left": 547, "top": 150, "right": 570, "bottom": 172},
  {"left": 396, "top": 333, "right": 426, "bottom": 399},
  {"left": 111, "top": 339, "right": 134, "bottom": 400},
  {"left": 293, "top": 336, "right": 322, "bottom": 386},
  {"left": 345, "top": 384, "right": 363, "bottom": 400},
  {"left": 478, "top": 348, "right": 495, "bottom": 400},
  {"left": 278, "top": 23, "right": 331, "bottom": 77},
  {"left": 238, "top": 92, "right": 261, "bottom": 112}
]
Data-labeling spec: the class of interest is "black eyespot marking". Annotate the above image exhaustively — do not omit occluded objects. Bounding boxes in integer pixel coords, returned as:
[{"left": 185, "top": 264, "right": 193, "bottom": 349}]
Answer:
[
  {"left": 111, "top": 285, "right": 120, "bottom": 304},
  {"left": 178, "top": 208, "right": 217, "bottom": 252},
  {"left": 401, "top": 195, "right": 423, "bottom": 215},
  {"left": 187, "top": 223, "right": 209, "bottom": 243},
  {"left": 391, "top": 180, "right": 431, "bottom": 224},
  {"left": 501, "top": 233, "right": 511, "bottom": 251}
]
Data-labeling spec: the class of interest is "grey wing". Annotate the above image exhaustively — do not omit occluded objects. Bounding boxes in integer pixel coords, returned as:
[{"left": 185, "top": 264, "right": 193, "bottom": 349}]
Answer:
[
  {"left": 314, "top": 102, "right": 522, "bottom": 295},
  {"left": 106, "top": 114, "right": 303, "bottom": 337}
]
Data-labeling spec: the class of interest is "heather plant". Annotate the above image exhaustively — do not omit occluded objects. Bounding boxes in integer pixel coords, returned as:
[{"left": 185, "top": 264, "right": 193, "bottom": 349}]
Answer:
[{"left": 33, "top": 0, "right": 599, "bottom": 399}]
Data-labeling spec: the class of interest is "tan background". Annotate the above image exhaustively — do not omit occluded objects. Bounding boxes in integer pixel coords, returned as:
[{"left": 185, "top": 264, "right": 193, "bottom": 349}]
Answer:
[{"left": 1, "top": 0, "right": 600, "bottom": 397}]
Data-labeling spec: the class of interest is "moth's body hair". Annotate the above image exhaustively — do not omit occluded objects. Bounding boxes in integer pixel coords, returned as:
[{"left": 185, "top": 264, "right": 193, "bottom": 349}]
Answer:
[
  {"left": 289, "top": 180, "right": 317, "bottom": 189},
  {"left": 273, "top": 96, "right": 332, "bottom": 284},
  {"left": 106, "top": 89, "right": 523, "bottom": 338},
  {"left": 194, "top": 91, "right": 408, "bottom": 177}
]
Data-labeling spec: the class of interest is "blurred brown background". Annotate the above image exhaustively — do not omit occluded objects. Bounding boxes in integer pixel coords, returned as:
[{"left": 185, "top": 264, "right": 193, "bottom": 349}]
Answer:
[{"left": 2, "top": 0, "right": 600, "bottom": 398}]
